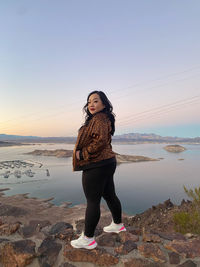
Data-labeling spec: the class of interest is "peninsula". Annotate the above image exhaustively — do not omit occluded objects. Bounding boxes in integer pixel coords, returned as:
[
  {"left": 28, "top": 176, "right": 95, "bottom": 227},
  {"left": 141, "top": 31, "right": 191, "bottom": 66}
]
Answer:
[{"left": 25, "top": 149, "right": 159, "bottom": 163}]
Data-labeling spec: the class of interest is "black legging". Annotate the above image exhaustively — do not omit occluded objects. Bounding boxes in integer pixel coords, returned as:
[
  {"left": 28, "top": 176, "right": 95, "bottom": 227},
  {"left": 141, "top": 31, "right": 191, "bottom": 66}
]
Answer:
[{"left": 82, "top": 161, "right": 122, "bottom": 237}]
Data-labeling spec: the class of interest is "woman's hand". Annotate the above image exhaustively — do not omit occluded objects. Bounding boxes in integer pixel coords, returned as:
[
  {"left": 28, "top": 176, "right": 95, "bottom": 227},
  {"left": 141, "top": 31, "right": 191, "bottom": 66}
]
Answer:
[{"left": 76, "top": 150, "right": 80, "bottom": 160}]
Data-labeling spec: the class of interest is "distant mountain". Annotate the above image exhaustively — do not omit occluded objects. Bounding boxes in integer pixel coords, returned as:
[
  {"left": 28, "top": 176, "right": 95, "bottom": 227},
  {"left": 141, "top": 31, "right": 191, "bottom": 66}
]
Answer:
[
  {"left": 113, "top": 133, "right": 200, "bottom": 143},
  {"left": 0, "top": 133, "right": 199, "bottom": 144},
  {"left": 0, "top": 134, "right": 41, "bottom": 140},
  {"left": 0, "top": 134, "right": 75, "bottom": 143}
]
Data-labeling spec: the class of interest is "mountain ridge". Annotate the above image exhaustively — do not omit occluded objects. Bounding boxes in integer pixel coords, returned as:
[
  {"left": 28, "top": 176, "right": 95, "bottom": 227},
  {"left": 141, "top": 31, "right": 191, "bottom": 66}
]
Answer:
[{"left": 0, "top": 133, "right": 199, "bottom": 144}]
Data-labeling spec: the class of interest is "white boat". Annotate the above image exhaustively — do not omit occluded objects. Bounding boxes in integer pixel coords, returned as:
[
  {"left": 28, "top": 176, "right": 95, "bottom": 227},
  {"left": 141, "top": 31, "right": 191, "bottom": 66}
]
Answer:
[{"left": 14, "top": 170, "right": 21, "bottom": 178}]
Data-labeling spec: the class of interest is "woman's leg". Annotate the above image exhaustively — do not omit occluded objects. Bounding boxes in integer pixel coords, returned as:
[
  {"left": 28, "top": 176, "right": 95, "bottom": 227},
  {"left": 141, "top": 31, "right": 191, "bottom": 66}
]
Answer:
[
  {"left": 102, "top": 162, "right": 122, "bottom": 224},
  {"left": 82, "top": 167, "right": 107, "bottom": 237}
]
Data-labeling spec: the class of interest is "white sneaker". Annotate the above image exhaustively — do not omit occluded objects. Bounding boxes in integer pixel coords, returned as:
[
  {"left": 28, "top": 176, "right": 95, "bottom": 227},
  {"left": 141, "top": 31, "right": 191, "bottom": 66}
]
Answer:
[
  {"left": 103, "top": 221, "right": 126, "bottom": 233},
  {"left": 70, "top": 232, "right": 97, "bottom": 249}
]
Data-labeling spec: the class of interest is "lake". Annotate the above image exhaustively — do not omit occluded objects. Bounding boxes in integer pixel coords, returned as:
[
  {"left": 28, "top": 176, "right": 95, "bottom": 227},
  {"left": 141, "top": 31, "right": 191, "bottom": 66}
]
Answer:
[{"left": 0, "top": 143, "right": 199, "bottom": 215}]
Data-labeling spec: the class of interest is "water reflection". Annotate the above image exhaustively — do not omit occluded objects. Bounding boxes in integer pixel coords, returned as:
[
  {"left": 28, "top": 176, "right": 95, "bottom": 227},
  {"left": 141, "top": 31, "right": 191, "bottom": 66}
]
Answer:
[{"left": 0, "top": 143, "right": 199, "bottom": 215}]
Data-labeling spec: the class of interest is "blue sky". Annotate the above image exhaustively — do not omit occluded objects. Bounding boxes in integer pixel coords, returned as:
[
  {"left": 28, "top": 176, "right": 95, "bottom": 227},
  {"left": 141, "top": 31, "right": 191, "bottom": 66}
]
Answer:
[{"left": 0, "top": 0, "right": 200, "bottom": 137}]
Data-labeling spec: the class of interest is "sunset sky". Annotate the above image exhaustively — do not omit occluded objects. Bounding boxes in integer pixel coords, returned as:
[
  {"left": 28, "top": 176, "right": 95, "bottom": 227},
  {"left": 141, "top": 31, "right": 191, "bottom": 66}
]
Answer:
[{"left": 0, "top": 1, "right": 200, "bottom": 138}]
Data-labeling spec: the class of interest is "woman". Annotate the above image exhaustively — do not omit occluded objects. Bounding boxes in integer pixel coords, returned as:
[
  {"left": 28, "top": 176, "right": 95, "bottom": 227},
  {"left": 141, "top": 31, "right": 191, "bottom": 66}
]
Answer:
[{"left": 71, "top": 91, "right": 126, "bottom": 250}]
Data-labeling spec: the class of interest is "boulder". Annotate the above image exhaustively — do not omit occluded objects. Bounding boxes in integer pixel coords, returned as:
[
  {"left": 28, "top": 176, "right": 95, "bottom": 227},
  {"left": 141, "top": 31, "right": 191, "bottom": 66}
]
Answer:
[
  {"left": 37, "top": 236, "right": 62, "bottom": 267},
  {"left": 47, "top": 222, "right": 74, "bottom": 241},
  {"left": 152, "top": 230, "right": 186, "bottom": 241},
  {"left": 177, "top": 260, "right": 197, "bottom": 267},
  {"left": 20, "top": 220, "right": 50, "bottom": 238},
  {"left": 49, "top": 222, "right": 73, "bottom": 234},
  {"left": 0, "top": 222, "right": 20, "bottom": 235},
  {"left": 142, "top": 233, "right": 161, "bottom": 243},
  {"left": 118, "top": 231, "right": 139, "bottom": 243},
  {"left": 1, "top": 239, "right": 36, "bottom": 267},
  {"left": 138, "top": 243, "right": 166, "bottom": 263},
  {"left": 96, "top": 233, "right": 119, "bottom": 247},
  {"left": 64, "top": 244, "right": 119, "bottom": 266},
  {"left": 168, "top": 251, "right": 180, "bottom": 264},
  {"left": 115, "top": 240, "right": 137, "bottom": 255},
  {"left": 164, "top": 238, "right": 200, "bottom": 258},
  {"left": 122, "top": 257, "right": 162, "bottom": 267},
  {"left": 59, "top": 263, "right": 76, "bottom": 267}
]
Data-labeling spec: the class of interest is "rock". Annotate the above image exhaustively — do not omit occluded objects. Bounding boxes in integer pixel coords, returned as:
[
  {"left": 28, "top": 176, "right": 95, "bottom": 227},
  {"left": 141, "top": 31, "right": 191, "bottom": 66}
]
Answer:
[
  {"left": 49, "top": 222, "right": 73, "bottom": 233},
  {"left": 164, "top": 238, "right": 200, "bottom": 258},
  {"left": 185, "top": 233, "right": 196, "bottom": 239},
  {"left": 47, "top": 221, "right": 75, "bottom": 241},
  {"left": 0, "top": 222, "right": 20, "bottom": 235},
  {"left": 0, "top": 238, "right": 9, "bottom": 243},
  {"left": 164, "top": 144, "right": 186, "bottom": 153},
  {"left": 177, "top": 260, "right": 197, "bottom": 267},
  {"left": 152, "top": 231, "right": 186, "bottom": 241},
  {"left": 1, "top": 239, "right": 36, "bottom": 267},
  {"left": 20, "top": 225, "right": 37, "bottom": 238},
  {"left": 118, "top": 231, "right": 139, "bottom": 243},
  {"left": 20, "top": 220, "right": 50, "bottom": 238},
  {"left": 0, "top": 203, "right": 28, "bottom": 216},
  {"left": 64, "top": 244, "right": 119, "bottom": 266},
  {"left": 114, "top": 240, "right": 137, "bottom": 254},
  {"left": 37, "top": 236, "right": 62, "bottom": 267},
  {"left": 59, "top": 263, "right": 76, "bottom": 267},
  {"left": 138, "top": 243, "right": 166, "bottom": 263},
  {"left": 122, "top": 257, "right": 162, "bottom": 267},
  {"left": 56, "top": 228, "right": 75, "bottom": 241},
  {"left": 96, "top": 233, "right": 119, "bottom": 247},
  {"left": 29, "top": 219, "right": 51, "bottom": 229},
  {"left": 142, "top": 233, "right": 161, "bottom": 243},
  {"left": 168, "top": 251, "right": 180, "bottom": 264}
]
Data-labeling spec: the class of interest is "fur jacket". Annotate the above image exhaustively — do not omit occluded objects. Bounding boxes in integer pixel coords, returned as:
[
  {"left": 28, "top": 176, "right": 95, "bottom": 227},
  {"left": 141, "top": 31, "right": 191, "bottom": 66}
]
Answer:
[{"left": 72, "top": 111, "right": 116, "bottom": 171}]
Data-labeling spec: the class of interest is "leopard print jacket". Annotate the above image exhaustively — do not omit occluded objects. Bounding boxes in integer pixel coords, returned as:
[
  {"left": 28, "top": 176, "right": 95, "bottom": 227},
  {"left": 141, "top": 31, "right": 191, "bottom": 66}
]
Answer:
[{"left": 72, "top": 112, "right": 116, "bottom": 171}]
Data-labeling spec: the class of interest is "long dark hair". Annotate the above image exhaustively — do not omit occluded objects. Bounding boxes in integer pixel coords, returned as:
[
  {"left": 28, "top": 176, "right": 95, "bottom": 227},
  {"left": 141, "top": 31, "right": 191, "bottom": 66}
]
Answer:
[{"left": 82, "top": 91, "right": 115, "bottom": 135}]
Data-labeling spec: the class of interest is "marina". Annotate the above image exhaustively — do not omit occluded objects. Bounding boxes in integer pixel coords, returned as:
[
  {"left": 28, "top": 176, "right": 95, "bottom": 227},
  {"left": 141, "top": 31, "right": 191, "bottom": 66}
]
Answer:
[{"left": 0, "top": 160, "right": 49, "bottom": 179}]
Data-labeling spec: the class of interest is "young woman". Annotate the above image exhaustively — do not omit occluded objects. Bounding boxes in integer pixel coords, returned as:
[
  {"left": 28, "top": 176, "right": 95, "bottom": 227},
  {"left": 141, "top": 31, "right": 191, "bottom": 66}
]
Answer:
[{"left": 71, "top": 91, "right": 126, "bottom": 249}]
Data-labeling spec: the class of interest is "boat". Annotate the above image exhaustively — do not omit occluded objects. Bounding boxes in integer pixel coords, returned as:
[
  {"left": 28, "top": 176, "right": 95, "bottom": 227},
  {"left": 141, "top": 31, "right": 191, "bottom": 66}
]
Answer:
[{"left": 14, "top": 170, "right": 21, "bottom": 178}]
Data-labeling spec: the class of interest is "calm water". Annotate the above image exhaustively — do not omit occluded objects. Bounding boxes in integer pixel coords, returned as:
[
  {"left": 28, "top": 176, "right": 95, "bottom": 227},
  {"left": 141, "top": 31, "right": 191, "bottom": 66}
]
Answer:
[{"left": 0, "top": 143, "right": 199, "bottom": 215}]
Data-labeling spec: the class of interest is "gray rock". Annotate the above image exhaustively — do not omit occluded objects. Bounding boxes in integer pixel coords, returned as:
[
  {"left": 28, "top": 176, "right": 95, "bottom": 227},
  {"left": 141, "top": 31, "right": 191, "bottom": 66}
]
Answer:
[
  {"left": 177, "top": 260, "right": 197, "bottom": 267},
  {"left": 115, "top": 240, "right": 137, "bottom": 254},
  {"left": 38, "top": 236, "right": 62, "bottom": 267},
  {"left": 59, "top": 263, "right": 76, "bottom": 267},
  {"left": 49, "top": 222, "right": 73, "bottom": 235},
  {"left": 168, "top": 251, "right": 180, "bottom": 264},
  {"left": 1, "top": 239, "right": 36, "bottom": 266},
  {"left": 96, "top": 233, "right": 119, "bottom": 247}
]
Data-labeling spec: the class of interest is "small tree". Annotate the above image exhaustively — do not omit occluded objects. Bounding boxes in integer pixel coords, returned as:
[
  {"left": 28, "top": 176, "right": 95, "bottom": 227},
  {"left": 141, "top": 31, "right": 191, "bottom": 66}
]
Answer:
[{"left": 173, "top": 185, "right": 200, "bottom": 234}]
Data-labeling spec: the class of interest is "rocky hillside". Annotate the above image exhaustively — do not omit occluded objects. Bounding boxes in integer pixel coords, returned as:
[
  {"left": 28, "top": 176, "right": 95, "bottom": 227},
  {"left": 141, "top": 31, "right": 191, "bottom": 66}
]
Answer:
[{"left": 0, "top": 188, "right": 199, "bottom": 266}]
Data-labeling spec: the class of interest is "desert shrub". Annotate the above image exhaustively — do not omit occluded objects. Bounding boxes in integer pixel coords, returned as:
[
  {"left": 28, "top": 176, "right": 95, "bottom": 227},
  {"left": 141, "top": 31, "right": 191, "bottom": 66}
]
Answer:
[{"left": 173, "top": 185, "right": 200, "bottom": 234}]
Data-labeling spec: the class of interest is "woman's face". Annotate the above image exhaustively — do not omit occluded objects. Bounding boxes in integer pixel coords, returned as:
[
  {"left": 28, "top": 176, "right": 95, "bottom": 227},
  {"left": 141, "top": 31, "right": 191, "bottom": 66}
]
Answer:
[{"left": 87, "top": 93, "right": 105, "bottom": 115}]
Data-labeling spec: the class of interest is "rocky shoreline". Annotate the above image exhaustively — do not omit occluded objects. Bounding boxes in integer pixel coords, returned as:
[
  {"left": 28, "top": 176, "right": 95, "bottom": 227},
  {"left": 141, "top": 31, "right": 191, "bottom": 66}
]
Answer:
[{"left": 0, "top": 188, "right": 200, "bottom": 266}]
